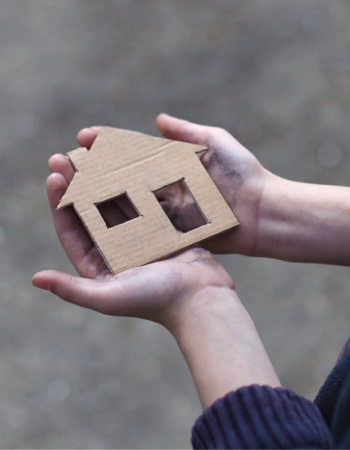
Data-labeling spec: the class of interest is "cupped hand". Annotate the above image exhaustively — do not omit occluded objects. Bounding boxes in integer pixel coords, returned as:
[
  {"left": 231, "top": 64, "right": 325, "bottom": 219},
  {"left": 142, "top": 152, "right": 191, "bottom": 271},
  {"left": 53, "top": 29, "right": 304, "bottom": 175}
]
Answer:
[
  {"left": 32, "top": 154, "right": 235, "bottom": 326},
  {"left": 77, "top": 115, "right": 271, "bottom": 256}
]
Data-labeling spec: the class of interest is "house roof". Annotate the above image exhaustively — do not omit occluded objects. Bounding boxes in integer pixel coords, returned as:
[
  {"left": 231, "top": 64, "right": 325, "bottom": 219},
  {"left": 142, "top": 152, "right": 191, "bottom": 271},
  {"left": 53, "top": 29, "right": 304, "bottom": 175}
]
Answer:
[{"left": 58, "top": 127, "right": 207, "bottom": 209}]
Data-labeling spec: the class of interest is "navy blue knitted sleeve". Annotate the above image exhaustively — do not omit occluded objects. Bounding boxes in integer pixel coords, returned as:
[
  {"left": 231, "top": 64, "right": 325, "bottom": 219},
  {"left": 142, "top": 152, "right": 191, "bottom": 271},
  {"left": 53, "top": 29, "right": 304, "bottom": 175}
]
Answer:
[{"left": 191, "top": 385, "right": 333, "bottom": 449}]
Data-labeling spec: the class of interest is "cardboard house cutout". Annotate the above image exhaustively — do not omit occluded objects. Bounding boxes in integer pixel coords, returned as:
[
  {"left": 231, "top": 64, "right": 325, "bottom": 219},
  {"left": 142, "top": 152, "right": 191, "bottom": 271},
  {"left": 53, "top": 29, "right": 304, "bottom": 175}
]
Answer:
[{"left": 58, "top": 127, "right": 239, "bottom": 274}]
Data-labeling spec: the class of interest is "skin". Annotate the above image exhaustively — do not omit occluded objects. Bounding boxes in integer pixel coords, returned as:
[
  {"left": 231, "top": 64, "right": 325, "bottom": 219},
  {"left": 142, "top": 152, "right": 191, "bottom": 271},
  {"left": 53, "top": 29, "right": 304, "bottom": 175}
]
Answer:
[
  {"left": 74, "top": 115, "right": 350, "bottom": 265},
  {"left": 32, "top": 113, "right": 350, "bottom": 409}
]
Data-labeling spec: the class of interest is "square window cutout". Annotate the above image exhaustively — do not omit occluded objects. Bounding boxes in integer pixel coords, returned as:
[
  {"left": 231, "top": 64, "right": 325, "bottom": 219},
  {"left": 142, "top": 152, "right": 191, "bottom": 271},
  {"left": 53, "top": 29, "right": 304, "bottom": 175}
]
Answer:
[
  {"left": 95, "top": 193, "right": 140, "bottom": 229},
  {"left": 153, "top": 179, "right": 209, "bottom": 233}
]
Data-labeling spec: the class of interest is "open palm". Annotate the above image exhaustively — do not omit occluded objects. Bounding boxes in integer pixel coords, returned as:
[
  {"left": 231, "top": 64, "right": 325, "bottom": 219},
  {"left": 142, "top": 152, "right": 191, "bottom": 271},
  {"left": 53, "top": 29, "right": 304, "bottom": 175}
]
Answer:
[{"left": 32, "top": 149, "right": 234, "bottom": 323}]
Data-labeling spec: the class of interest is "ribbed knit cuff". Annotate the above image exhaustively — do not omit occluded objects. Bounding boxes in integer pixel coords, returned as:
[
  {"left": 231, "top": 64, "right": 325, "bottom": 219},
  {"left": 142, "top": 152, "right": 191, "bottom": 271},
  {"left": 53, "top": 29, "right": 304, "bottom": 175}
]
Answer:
[{"left": 192, "top": 385, "right": 334, "bottom": 449}]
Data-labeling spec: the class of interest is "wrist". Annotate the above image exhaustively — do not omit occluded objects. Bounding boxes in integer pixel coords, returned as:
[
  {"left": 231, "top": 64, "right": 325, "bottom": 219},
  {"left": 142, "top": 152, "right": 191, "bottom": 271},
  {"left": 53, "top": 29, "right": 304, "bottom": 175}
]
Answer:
[
  {"left": 255, "top": 173, "right": 292, "bottom": 259},
  {"left": 256, "top": 174, "right": 350, "bottom": 264},
  {"left": 161, "top": 285, "right": 241, "bottom": 336},
  {"left": 167, "top": 286, "right": 256, "bottom": 356},
  {"left": 164, "top": 286, "right": 280, "bottom": 408}
]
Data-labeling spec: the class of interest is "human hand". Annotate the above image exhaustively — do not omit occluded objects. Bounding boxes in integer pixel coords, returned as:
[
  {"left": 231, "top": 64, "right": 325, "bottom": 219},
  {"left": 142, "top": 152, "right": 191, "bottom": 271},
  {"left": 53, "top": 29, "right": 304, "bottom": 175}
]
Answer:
[
  {"left": 32, "top": 152, "right": 235, "bottom": 327},
  {"left": 157, "top": 116, "right": 350, "bottom": 266},
  {"left": 78, "top": 115, "right": 350, "bottom": 266},
  {"left": 32, "top": 139, "right": 280, "bottom": 409},
  {"left": 77, "top": 115, "right": 271, "bottom": 256}
]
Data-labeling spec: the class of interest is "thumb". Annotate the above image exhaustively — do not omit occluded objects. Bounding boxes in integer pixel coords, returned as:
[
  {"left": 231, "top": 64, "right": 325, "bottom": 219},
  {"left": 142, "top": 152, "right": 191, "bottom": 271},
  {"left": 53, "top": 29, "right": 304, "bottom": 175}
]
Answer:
[
  {"left": 32, "top": 270, "right": 113, "bottom": 315},
  {"left": 156, "top": 113, "right": 213, "bottom": 146}
]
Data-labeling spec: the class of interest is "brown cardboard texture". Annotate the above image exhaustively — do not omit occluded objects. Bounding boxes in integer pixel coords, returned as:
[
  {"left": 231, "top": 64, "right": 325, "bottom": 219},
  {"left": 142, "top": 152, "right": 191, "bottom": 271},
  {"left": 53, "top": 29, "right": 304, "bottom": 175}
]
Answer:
[{"left": 58, "top": 127, "right": 239, "bottom": 274}]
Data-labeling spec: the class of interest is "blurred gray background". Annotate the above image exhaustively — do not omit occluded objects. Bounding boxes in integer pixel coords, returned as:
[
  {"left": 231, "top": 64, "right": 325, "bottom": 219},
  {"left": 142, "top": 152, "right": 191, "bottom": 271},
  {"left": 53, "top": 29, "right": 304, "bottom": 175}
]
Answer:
[{"left": 1, "top": 0, "right": 350, "bottom": 448}]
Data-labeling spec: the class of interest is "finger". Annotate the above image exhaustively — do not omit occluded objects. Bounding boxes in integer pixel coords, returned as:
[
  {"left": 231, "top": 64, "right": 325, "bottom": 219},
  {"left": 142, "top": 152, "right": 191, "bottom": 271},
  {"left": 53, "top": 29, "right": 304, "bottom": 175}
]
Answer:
[
  {"left": 156, "top": 113, "right": 213, "bottom": 146},
  {"left": 32, "top": 271, "right": 113, "bottom": 314},
  {"left": 32, "top": 269, "right": 155, "bottom": 317},
  {"left": 48, "top": 154, "right": 75, "bottom": 184},
  {"left": 77, "top": 127, "right": 102, "bottom": 149},
  {"left": 47, "top": 173, "right": 108, "bottom": 278}
]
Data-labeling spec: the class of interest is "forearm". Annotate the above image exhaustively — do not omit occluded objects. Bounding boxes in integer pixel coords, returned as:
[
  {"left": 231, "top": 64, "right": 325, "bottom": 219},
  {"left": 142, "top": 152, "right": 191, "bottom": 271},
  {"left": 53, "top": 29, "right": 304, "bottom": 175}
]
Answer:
[
  {"left": 257, "top": 174, "right": 350, "bottom": 265},
  {"left": 166, "top": 287, "right": 280, "bottom": 409}
]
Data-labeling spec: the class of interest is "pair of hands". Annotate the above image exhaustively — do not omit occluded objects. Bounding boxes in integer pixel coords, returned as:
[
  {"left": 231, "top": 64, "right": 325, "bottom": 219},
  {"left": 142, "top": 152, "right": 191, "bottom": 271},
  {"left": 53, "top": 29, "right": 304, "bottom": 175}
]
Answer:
[
  {"left": 32, "top": 113, "right": 270, "bottom": 329},
  {"left": 33, "top": 113, "right": 350, "bottom": 407}
]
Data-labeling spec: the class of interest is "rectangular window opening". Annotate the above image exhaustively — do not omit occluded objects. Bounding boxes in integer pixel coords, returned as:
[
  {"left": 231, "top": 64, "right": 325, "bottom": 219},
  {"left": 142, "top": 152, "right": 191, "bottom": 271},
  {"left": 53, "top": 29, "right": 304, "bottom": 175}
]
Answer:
[
  {"left": 153, "top": 179, "right": 209, "bottom": 234},
  {"left": 95, "top": 193, "right": 140, "bottom": 229}
]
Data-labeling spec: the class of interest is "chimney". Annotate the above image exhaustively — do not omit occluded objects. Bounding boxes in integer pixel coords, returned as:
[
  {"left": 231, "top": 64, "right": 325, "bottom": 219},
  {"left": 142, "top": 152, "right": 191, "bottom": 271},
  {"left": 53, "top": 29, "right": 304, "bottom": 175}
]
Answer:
[{"left": 66, "top": 147, "right": 88, "bottom": 172}]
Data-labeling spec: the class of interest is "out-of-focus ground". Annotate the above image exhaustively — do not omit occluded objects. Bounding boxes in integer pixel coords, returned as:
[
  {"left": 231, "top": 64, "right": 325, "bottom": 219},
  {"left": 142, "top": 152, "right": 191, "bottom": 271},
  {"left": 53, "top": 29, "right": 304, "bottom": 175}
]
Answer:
[{"left": 1, "top": 0, "right": 350, "bottom": 448}]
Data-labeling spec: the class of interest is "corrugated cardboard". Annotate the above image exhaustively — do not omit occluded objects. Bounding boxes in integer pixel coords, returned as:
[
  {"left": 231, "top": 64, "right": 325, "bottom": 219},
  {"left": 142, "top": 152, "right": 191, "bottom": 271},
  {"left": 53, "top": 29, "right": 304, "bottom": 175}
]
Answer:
[{"left": 58, "top": 127, "right": 239, "bottom": 274}]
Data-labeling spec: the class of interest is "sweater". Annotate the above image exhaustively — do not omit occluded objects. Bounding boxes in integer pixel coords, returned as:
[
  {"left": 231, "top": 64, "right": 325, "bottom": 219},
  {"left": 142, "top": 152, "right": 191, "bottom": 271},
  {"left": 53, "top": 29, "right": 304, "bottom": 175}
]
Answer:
[{"left": 192, "top": 339, "right": 350, "bottom": 449}]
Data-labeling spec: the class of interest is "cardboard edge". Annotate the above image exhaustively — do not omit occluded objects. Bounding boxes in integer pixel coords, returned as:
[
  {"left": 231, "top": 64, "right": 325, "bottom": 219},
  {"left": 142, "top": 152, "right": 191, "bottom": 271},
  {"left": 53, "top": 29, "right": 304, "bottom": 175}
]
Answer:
[
  {"left": 57, "top": 177, "right": 79, "bottom": 209},
  {"left": 71, "top": 203, "right": 114, "bottom": 273},
  {"left": 67, "top": 147, "right": 89, "bottom": 172},
  {"left": 115, "top": 220, "right": 240, "bottom": 273},
  {"left": 57, "top": 131, "right": 208, "bottom": 210}
]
